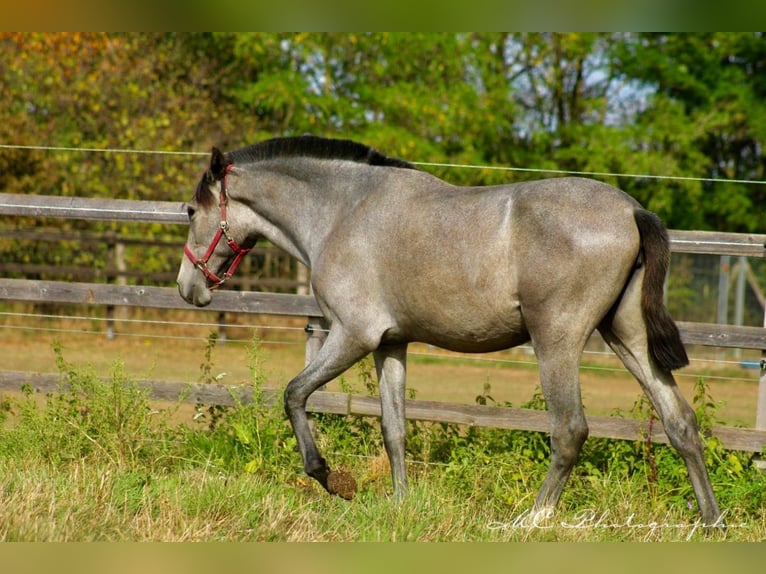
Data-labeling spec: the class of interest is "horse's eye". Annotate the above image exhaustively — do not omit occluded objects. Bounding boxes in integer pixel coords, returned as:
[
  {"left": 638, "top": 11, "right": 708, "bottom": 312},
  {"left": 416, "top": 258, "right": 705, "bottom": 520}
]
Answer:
[{"left": 187, "top": 206, "right": 196, "bottom": 220}]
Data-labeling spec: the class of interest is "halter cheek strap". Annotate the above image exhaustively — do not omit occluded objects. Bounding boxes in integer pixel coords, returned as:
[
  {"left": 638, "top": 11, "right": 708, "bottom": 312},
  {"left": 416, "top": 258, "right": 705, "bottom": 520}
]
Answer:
[{"left": 184, "top": 165, "right": 252, "bottom": 289}]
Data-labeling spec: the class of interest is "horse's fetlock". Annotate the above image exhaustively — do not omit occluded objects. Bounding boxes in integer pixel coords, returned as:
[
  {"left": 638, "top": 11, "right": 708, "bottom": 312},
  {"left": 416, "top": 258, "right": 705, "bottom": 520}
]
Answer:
[{"left": 306, "top": 456, "right": 330, "bottom": 482}]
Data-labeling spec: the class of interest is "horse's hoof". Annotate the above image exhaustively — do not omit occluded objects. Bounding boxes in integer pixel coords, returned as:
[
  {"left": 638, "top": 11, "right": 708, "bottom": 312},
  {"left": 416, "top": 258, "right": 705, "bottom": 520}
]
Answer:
[{"left": 327, "top": 470, "right": 357, "bottom": 500}]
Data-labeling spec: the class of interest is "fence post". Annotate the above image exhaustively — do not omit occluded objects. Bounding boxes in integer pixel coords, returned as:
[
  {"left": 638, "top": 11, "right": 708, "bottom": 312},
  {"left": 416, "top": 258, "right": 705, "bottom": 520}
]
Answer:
[
  {"left": 296, "top": 262, "right": 310, "bottom": 296},
  {"left": 717, "top": 255, "right": 731, "bottom": 325},
  {"left": 752, "top": 265, "right": 766, "bottom": 469},
  {"left": 304, "top": 316, "right": 329, "bottom": 367},
  {"left": 105, "top": 233, "right": 126, "bottom": 340},
  {"left": 758, "top": 358, "right": 766, "bottom": 431},
  {"left": 217, "top": 311, "right": 228, "bottom": 343}
]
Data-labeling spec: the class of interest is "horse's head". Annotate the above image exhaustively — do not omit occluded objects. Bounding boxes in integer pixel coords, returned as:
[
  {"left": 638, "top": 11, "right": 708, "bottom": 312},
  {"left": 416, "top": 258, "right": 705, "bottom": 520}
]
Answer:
[{"left": 176, "top": 147, "right": 256, "bottom": 307}]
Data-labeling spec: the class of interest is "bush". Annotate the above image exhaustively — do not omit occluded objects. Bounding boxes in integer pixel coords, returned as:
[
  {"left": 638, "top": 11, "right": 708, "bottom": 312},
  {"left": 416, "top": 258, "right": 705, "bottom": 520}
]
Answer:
[{"left": 4, "top": 341, "right": 176, "bottom": 470}]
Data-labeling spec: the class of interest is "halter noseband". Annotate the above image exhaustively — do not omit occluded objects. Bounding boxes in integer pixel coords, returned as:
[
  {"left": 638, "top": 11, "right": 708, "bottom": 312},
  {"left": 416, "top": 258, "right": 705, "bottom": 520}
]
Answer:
[{"left": 183, "top": 164, "right": 252, "bottom": 289}]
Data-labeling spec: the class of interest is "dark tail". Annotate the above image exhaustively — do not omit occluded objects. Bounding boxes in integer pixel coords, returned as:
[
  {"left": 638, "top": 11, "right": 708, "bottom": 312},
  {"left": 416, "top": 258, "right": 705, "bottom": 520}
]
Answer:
[{"left": 633, "top": 209, "right": 689, "bottom": 371}]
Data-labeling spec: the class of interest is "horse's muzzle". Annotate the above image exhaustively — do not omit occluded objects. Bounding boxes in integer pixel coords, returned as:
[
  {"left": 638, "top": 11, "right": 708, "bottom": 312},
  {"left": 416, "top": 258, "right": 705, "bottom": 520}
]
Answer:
[{"left": 177, "top": 281, "right": 212, "bottom": 308}]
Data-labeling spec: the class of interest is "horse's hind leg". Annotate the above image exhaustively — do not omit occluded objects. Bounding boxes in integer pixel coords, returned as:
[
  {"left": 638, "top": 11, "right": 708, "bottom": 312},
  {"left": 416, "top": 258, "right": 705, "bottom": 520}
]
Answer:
[
  {"left": 530, "top": 340, "right": 590, "bottom": 516},
  {"left": 597, "top": 274, "right": 722, "bottom": 525},
  {"left": 373, "top": 343, "right": 409, "bottom": 498},
  {"left": 284, "top": 326, "right": 369, "bottom": 498}
]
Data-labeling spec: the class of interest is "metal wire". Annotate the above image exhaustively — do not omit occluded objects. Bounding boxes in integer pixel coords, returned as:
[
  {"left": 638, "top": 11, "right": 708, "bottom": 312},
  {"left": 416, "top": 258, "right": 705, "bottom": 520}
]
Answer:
[
  {"left": 0, "top": 313, "right": 758, "bottom": 385},
  {"left": 2, "top": 142, "right": 765, "bottom": 186}
]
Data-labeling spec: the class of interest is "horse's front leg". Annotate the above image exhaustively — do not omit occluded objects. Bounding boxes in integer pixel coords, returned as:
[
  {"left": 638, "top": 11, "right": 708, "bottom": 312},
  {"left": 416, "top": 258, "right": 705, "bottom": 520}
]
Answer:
[
  {"left": 284, "top": 326, "right": 368, "bottom": 499},
  {"left": 373, "top": 343, "right": 409, "bottom": 498}
]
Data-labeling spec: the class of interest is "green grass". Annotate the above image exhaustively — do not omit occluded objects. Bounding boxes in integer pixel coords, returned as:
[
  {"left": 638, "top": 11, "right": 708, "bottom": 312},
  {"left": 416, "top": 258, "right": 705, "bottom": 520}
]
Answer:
[{"left": 0, "top": 337, "right": 764, "bottom": 541}]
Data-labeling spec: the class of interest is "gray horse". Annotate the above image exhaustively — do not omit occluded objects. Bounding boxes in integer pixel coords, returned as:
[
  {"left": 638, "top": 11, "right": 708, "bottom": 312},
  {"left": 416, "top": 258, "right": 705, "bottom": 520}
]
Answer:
[{"left": 176, "top": 135, "right": 721, "bottom": 525}]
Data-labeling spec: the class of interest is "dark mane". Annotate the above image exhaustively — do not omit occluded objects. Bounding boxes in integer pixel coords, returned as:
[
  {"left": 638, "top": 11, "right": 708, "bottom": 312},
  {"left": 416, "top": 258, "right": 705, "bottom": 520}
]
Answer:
[
  {"left": 194, "top": 174, "right": 216, "bottom": 207},
  {"left": 194, "top": 136, "right": 415, "bottom": 207},
  {"left": 226, "top": 135, "right": 416, "bottom": 170}
]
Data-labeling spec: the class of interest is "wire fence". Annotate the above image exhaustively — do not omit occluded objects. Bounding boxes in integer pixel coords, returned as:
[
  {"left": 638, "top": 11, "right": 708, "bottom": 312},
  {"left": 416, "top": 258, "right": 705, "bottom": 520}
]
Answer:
[
  {"left": 0, "top": 306, "right": 760, "bottom": 389},
  {"left": 3, "top": 142, "right": 766, "bottom": 186},
  {"left": 1, "top": 140, "right": 765, "bottom": 403}
]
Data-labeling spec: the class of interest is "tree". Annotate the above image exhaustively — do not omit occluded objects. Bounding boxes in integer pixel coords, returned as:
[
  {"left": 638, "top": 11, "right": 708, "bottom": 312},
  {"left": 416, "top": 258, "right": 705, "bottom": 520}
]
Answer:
[
  {"left": 4, "top": 33, "right": 764, "bottom": 286},
  {"left": 216, "top": 33, "right": 635, "bottom": 187},
  {"left": 0, "top": 33, "right": 244, "bottom": 280},
  {"left": 219, "top": 33, "right": 506, "bottom": 183},
  {"left": 612, "top": 33, "right": 766, "bottom": 231}
]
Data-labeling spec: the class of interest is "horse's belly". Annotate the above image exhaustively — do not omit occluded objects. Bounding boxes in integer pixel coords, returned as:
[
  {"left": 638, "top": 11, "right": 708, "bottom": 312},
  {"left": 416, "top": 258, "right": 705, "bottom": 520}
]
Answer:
[
  {"left": 429, "top": 331, "right": 531, "bottom": 354},
  {"left": 397, "top": 305, "right": 529, "bottom": 353}
]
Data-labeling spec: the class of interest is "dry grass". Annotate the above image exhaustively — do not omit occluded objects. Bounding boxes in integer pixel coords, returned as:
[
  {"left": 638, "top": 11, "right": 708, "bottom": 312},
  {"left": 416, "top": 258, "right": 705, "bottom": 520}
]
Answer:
[{"left": 1, "top": 457, "right": 762, "bottom": 542}]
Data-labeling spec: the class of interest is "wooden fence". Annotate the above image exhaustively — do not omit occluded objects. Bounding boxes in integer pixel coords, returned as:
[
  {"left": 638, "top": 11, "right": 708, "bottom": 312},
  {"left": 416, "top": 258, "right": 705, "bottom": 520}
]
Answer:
[
  {"left": 1, "top": 191, "right": 766, "bottom": 454},
  {"left": 0, "top": 219, "right": 307, "bottom": 292}
]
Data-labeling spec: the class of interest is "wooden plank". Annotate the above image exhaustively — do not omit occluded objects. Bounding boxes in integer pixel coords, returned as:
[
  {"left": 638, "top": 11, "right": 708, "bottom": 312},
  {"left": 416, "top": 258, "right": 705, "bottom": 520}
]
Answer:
[
  {"left": 669, "top": 230, "right": 766, "bottom": 258},
  {"left": 2, "top": 372, "right": 764, "bottom": 453},
  {"left": 0, "top": 263, "right": 175, "bottom": 283},
  {"left": 0, "top": 264, "right": 307, "bottom": 291},
  {"left": 0, "top": 229, "right": 185, "bottom": 247},
  {"left": 758, "top": 312, "right": 766, "bottom": 433},
  {"left": 0, "top": 278, "right": 322, "bottom": 317},
  {"left": 0, "top": 193, "right": 187, "bottom": 225},
  {"left": 677, "top": 321, "right": 766, "bottom": 350},
  {"left": 0, "top": 371, "right": 62, "bottom": 394},
  {"left": 5, "top": 278, "right": 766, "bottom": 350},
  {"left": 3, "top": 193, "right": 765, "bottom": 258},
  {"left": 374, "top": 396, "right": 554, "bottom": 432}
]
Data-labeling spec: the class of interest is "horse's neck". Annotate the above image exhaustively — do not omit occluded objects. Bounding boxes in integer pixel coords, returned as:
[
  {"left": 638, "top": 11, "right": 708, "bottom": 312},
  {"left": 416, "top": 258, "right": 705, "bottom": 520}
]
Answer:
[{"left": 238, "top": 161, "right": 369, "bottom": 267}]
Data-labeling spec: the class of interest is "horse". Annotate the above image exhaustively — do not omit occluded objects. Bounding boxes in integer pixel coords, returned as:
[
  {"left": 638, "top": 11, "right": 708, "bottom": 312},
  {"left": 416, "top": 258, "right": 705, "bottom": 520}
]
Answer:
[{"left": 176, "top": 135, "right": 722, "bottom": 525}]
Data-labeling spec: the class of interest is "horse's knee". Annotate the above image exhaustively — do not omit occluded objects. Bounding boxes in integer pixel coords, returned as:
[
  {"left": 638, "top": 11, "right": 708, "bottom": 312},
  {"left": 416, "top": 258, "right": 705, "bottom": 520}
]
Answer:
[{"left": 550, "top": 417, "right": 589, "bottom": 466}]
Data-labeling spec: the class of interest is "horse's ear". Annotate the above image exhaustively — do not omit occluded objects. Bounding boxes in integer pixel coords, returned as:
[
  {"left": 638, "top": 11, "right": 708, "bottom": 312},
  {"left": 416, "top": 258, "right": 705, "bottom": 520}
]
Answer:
[{"left": 209, "top": 146, "right": 230, "bottom": 180}]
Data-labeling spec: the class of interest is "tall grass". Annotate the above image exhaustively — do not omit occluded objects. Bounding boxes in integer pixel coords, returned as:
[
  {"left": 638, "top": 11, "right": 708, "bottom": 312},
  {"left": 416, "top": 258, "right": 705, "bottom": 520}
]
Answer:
[{"left": 0, "top": 336, "right": 764, "bottom": 541}]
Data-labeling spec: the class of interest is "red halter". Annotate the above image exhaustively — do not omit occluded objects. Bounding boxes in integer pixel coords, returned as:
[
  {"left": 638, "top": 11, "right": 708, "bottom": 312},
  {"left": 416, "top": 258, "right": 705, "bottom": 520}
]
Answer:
[{"left": 183, "top": 165, "right": 252, "bottom": 289}]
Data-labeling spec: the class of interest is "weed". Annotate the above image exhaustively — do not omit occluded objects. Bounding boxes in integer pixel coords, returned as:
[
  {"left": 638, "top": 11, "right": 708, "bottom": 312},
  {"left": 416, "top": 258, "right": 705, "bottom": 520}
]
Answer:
[
  {"left": 6, "top": 341, "right": 176, "bottom": 470},
  {"left": 198, "top": 332, "right": 219, "bottom": 384},
  {"left": 193, "top": 332, "right": 229, "bottom": 431},
  {"left": 182, "top": 334, "right": 298, "bottom": 479},
  {"left": 0, "top": 395, "right": 10, "bottom": 425}
]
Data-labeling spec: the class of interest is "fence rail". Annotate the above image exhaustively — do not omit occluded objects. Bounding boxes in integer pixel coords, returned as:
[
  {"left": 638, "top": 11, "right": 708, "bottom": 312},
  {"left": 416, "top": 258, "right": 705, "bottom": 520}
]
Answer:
[
  {"left": 2, "top": 191, "right": 766, "bottom": 254},
  {"left": 1, "top": 277, "right": 765, "bottom": 351},
  {"left": 1, "top": 192, "right": 765, "bottom": 453},
  {"left": 1, "top": 371, "right": 764, "bottom": 453}
]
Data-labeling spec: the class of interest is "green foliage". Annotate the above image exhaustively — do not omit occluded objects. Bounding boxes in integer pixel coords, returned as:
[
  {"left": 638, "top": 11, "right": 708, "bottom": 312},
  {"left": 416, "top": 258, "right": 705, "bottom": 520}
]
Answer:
[
  {"left": 311, "top": 355, "right": 383, "bottom": 459},
  {"left": 612, "top": 33, "right": 766, "bottom": 231},
  {"left": 4, "top": 341, "right": 175, "bottom": 469},
  {"left": 182, "top": 334, "right": 298, "bottom": 479},
  {"left": 4, "top": 32, "right": 765, "bottom": 212}
]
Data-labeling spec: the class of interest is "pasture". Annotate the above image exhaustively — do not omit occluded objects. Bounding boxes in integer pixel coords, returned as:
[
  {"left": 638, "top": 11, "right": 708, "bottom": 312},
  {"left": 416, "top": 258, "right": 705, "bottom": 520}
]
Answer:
[{"left": 1, "top": 310, "right": 765, "bottom": 541}]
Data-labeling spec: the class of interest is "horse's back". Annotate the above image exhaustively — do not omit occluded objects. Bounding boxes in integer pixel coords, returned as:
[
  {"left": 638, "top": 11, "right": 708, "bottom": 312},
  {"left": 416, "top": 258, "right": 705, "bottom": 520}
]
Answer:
[{"left": 371, "top": 174, "right": 642, "bottom": 274}]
